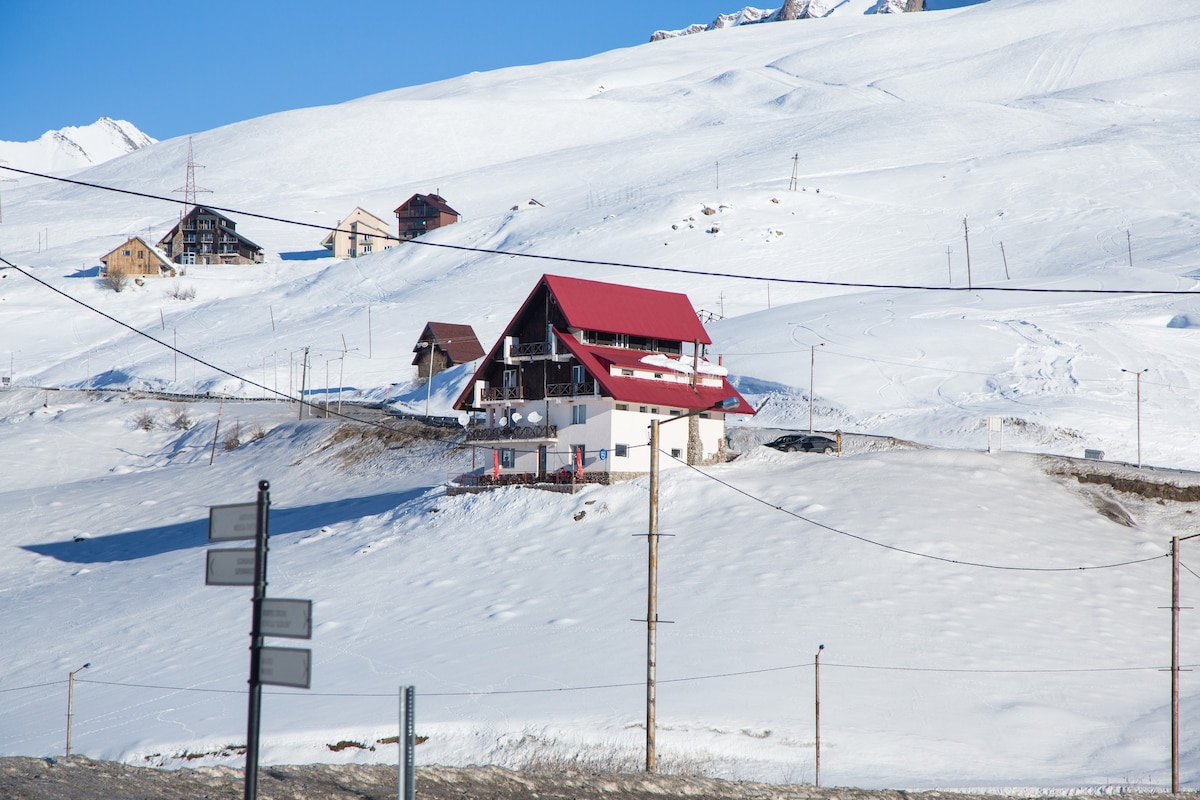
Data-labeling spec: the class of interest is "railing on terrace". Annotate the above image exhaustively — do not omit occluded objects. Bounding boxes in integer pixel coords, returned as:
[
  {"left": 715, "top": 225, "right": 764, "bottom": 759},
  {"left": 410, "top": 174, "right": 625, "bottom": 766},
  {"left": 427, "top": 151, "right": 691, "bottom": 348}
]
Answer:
[
  {"left": 453, "top": 470, "right": 610, "bottom": 488},
  {"left": 510, "top": 341, "right": 550, "bottom": 358},
  {"left": 545, "top": 381, "right": 595, "bottom": 398},
  {"left": 464, "top": 424, "right": 558, "bottom": 442},
  {"left": 480, "top": 386, "right": 523, "bottom": 402}
]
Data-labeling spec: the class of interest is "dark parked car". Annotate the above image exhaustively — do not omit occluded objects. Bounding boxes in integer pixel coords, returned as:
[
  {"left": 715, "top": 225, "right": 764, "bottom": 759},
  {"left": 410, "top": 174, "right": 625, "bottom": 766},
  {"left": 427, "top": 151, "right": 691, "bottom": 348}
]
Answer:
[{"left": 765, "top": 434, "right": 837, "bottom": 454}]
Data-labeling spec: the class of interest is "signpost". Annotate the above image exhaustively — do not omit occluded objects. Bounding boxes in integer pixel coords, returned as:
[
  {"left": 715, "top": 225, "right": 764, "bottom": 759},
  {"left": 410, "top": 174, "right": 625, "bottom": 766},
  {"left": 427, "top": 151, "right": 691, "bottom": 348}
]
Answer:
[
  {"left": 205, "top": 549, "right": 257, "bottom": 586},
  {"left": 260, "top": 646, "right": 312, "bottom": 689},
  {"left": 206, "top": 481, "right": 313, "bottom": 800},
  {"left": 261, "top": 599, "right": 313, "bottom": 639}
]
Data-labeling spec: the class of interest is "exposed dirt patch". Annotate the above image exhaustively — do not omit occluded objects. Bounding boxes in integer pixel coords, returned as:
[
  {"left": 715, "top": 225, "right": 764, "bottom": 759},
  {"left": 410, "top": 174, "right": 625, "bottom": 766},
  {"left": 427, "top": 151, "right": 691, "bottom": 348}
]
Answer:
[{"left": 0, "top": 757, "right": 1181, "bottom": 800}]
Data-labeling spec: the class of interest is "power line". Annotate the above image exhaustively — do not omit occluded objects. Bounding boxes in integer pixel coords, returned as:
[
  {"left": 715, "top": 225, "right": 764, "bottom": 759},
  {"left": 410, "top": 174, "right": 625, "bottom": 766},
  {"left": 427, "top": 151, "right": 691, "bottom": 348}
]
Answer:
[
  {"left": 665, "top": 450, "right": 1169, "bottom": 573},
  {"left": 66, "top": 656, "right": 1182, "bottom": 701},
  {"left": 0, "top": 255, "right": 553, "bottom": 459},
  {"left": 4, "top": 164, "right": 1200, "bottom": 296}
]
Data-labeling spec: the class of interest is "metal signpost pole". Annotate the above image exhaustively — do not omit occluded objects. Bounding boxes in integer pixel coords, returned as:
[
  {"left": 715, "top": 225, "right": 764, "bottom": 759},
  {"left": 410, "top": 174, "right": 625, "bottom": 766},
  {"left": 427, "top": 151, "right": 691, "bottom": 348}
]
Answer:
[
  {"left": 398, "top": 686, "right": 415, "bottom": 800},
  {"left": 244, "top": 480, "right": 270, "bottom": 800}
]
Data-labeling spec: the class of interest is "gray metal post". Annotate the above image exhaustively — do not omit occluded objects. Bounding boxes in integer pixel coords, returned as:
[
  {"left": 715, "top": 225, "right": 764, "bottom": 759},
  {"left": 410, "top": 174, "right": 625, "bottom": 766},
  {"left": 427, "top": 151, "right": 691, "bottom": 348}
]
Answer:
[
  {"left": 399, "top": 686, "right": 415, "bottom": 800},
  {"left": 1173, "top": 536, "right": 1180, "bottom": 794},
  {"left": 244, "top": 480, "right": 270, "bottom": 800}
]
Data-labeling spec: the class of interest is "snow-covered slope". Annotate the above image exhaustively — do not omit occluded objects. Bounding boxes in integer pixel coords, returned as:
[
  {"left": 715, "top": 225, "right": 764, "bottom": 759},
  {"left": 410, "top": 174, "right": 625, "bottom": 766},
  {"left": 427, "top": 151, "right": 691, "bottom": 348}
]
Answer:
[
  {"left": 0, "top": 117, "right": 155, "bottom": 178},
  {"left": 2, "top": 0, "right": 1200, "bottom": 789}
]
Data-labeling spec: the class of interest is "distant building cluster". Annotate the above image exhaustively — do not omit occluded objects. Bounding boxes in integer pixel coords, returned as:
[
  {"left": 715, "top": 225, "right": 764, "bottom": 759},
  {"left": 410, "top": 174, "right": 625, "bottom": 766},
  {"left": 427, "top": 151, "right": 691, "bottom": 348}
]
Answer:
[{"left": 101, "top": 192, "right": 462, "bottom": 279}]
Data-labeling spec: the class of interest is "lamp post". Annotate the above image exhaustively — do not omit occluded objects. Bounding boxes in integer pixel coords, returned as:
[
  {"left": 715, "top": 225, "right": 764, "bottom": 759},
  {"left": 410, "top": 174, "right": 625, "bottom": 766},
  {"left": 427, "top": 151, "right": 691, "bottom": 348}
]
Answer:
[
  {"left": 645, "top": 396, "right": 739, "bottom": 772},
  {"left": 814, "top": 644, "right": 824, "bottom": 787},
  {"left": 1121, "top": 368, "right": 1147, "bottom": 468},
  {"left": 66, "top": 662, "right": 91, "bottom": 756}
]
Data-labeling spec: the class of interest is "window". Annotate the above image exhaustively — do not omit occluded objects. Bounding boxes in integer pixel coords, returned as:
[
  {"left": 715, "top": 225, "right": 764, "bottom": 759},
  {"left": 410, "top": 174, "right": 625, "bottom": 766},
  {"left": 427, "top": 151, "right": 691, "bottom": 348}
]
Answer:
[
  {"left": 614, "top": 443, "right": 629, "bottom": 457},
  {"left": 362, "top": 244, "right": 372, "bottom": 253},
  {"left": 500, "top": 448, "right": 516, "bottom": 468},
  {"left": 669, "top": 410, "right": 681, "bottom": 416},
  {"left": 699, "top": 412, "right": 711, "bottom": 419},
  {"left": 502, "top": 369, "right": 517, "bottom": 388},
  {"left": 572, "top": 404, "right": 587, "bottom": 425},
  {"left": 572, "top": 444, "right": 586, "bottom": 465},
  {"left": 639, "top": 406, "right": 648, "bottom": 413},
  {"left": 572, "top": 365, "right": 585, "bottom": 384},
  {"left": 137, "top": 250, "right": 145, "bottom": 259},
  {"left": 121, "top": 249, "right": 131, "bottom": 256},
  {"left": 614, "top": 333, "right": 629, "bottom": 348},
  {"left": 615, "top": 403, "right": 629, "bottom": 411},
  {"left": 670, "top": 448, "right": 682, "bottom": 458},
  {"left": 654, "top": 372, "right": 664, "bottom": 379},
  {"left": 621, "top": 369, "right": 634, "bottom": 376}
]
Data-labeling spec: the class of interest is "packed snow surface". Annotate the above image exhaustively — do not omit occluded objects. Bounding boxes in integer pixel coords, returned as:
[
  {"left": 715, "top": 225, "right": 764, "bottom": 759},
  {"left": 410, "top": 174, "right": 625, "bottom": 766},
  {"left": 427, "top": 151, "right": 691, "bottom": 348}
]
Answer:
[{"left": 2, "top": 0, "right": 1200, "bottom": 790}]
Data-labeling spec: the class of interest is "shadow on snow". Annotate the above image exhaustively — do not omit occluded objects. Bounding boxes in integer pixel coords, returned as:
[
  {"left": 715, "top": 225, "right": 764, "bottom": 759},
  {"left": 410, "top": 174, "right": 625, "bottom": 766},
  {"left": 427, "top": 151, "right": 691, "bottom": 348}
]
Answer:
[{"left": 22, "top": 489, "right": 428, "bottom": 563}]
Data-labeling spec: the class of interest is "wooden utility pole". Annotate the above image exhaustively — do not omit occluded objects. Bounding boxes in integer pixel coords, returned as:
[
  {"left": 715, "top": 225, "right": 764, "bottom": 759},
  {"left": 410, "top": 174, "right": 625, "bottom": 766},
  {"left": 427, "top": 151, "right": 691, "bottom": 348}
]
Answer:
[
  {"left": 1169, "top": 531, "right": 1200, "bottom": 793},
  {"left": 298, "top": 347, "right": 310, "bottom": 420},
  {"left": 646, "top": 419, "right": 661, "bottom": 773},
  {"left": 963, "top": 217, "right": 973, "bottom": 289},
  {"left": 1128, "top": 229, "right": 1133, "bottom": 266},
  {"left": 946, "top": 246, "right": 952, "bottom": 284},
  {"left": 999, "top": 241, "right": 1010, "bottom": 280}
]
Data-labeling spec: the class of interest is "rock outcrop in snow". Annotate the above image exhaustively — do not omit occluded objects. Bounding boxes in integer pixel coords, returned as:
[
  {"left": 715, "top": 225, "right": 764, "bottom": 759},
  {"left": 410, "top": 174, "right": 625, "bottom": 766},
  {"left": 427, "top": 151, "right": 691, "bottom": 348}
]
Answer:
[
  {"left": 0, "top": 117, "right": 155, "bottom": 176},
  {"left": 650, "top": 0, "right": 925, "bottom": 40}
]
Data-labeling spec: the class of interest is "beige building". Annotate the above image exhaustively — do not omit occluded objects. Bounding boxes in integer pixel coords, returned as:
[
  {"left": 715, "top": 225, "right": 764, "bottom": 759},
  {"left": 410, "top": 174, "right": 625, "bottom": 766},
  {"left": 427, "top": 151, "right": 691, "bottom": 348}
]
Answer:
[
  {"left": 320, "top": 207, "right": 394, "bottom": 259},
  {"left": 100, "top": 236, "right": 176, "bottom": 277}
]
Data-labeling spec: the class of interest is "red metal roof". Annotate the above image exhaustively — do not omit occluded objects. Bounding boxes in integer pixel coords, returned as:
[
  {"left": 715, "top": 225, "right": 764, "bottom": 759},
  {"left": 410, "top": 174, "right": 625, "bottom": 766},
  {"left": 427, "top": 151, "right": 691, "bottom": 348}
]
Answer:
[
  {"left": 555, "top": 333, "right": 753, "bottom": 414},
  {"left": 543, "top": 275, "right": 711, "bottom": 345}
]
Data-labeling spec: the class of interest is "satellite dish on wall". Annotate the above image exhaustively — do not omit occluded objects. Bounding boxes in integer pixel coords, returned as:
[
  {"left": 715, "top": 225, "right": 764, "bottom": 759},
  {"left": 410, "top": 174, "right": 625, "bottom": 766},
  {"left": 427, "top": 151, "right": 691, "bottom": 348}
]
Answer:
[
  {"left": 511, "top": 412, "right": 523, "bottom": 423},
  {"left": 498, "top": 415, "right": 509, "bottom": 426},
  {"left": 527, "top": 411, "right": 543, "bottom": 423}
]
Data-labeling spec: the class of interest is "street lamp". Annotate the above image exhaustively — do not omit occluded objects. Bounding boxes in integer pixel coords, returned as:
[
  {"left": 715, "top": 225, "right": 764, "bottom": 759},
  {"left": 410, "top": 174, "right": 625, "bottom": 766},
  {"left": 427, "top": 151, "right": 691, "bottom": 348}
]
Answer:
[
  {"left": 645, "top": 396, "right": 739, "bottom": 773},
  {"left": 809, "top": 343, "right": 824, "bottom": 435},
  {"left": 814, "top": 644, "right": 824, "bottom": 787},
  {"left": 1121, "top": 368, "right": 1147, "bottom": 468},
  {"left": 66, "top": 662, "right": 91, "bottom": 756}
]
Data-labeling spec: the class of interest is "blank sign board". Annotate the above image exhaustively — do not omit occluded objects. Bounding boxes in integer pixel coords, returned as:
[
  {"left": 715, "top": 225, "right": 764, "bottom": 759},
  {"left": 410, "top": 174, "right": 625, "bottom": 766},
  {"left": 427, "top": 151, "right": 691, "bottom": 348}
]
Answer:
[
  {"left": 261, "top": 598, "right": 313, "bottom": 639},
  {"left": 209, "top": 503, "right": 258, "bottom": 541},
  {"left": 260, "top": 646, "right": 311, "bottom": 689},
  {"left": 206, "top": 549, "right": 257, "bottom": 586}
]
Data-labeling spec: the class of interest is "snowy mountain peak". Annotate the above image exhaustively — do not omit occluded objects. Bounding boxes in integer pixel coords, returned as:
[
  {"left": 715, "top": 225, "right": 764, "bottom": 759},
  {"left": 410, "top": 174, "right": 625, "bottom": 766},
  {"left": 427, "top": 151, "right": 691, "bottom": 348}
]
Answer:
[
  {"left": 0, "top": 117, "right": 156, "bottom": 176},
  {"left": 650, "top": 0, "right": 925, "bottom": 40}
]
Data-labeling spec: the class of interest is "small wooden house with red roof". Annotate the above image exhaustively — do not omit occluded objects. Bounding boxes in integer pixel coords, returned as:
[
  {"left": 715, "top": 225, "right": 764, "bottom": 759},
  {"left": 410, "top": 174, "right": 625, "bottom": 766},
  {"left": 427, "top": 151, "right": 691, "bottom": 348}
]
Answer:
[
  {"left": 453, "top": 274, "right": 753, "bottom": 480},
  {"left": 394, "top": 193, "right": 460, "bottom": 241},
  {"left": 413, "top": 322, "right": 485, "bottom": 382}
]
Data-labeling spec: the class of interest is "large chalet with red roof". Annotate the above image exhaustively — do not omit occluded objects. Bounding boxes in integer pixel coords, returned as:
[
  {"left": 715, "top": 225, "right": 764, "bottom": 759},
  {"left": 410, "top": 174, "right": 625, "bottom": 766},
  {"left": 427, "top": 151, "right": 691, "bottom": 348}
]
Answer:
[{"left": 453, "top": 274, "right": 753, "bottom": 481}]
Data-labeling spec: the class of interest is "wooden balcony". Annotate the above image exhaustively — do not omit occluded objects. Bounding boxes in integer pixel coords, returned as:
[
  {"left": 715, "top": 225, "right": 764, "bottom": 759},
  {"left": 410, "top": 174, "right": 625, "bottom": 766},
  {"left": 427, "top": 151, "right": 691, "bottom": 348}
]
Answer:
[
  {"left": 464, "top": 424, "right": 558, "bottom": 442},
  {"left": 480, "top": 386, "right": 523, "bottom": 402},
  {"left": 546, "top": 381, "right": 595, "bottom": 398}
]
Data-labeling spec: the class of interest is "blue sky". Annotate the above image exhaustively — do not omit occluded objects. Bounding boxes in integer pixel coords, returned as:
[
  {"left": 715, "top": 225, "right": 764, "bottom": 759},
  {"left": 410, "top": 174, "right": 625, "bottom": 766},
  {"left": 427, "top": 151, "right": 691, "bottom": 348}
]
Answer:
[{"left": 1, "top": 0, "right": 986, "bottom": 144}]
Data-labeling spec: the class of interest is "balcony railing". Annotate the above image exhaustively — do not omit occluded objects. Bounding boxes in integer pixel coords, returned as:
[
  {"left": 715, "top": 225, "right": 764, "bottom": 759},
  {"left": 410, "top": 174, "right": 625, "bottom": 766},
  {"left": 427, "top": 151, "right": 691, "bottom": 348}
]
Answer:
[
  {"left": 546, "top": 381, "right": 595, "bottom": 398},
  {"left": 511, "top": 341, "right": 549, "bottom": 358},
  {"left": 464, "top": 424, "right": 558, "bottom": 442},
  {"left": 480, "top": 386, "right": 523, "bottom": 402}
]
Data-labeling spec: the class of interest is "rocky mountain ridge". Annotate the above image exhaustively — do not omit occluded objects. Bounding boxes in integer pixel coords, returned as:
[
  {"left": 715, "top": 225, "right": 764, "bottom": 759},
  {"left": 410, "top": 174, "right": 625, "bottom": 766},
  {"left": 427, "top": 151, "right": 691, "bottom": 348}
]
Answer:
[
  {"left": 0, "top": 117, "right": 155, "bottom": 177},
  {"left": 651, "top": 0, "right": 926, "bottom": 41}
]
